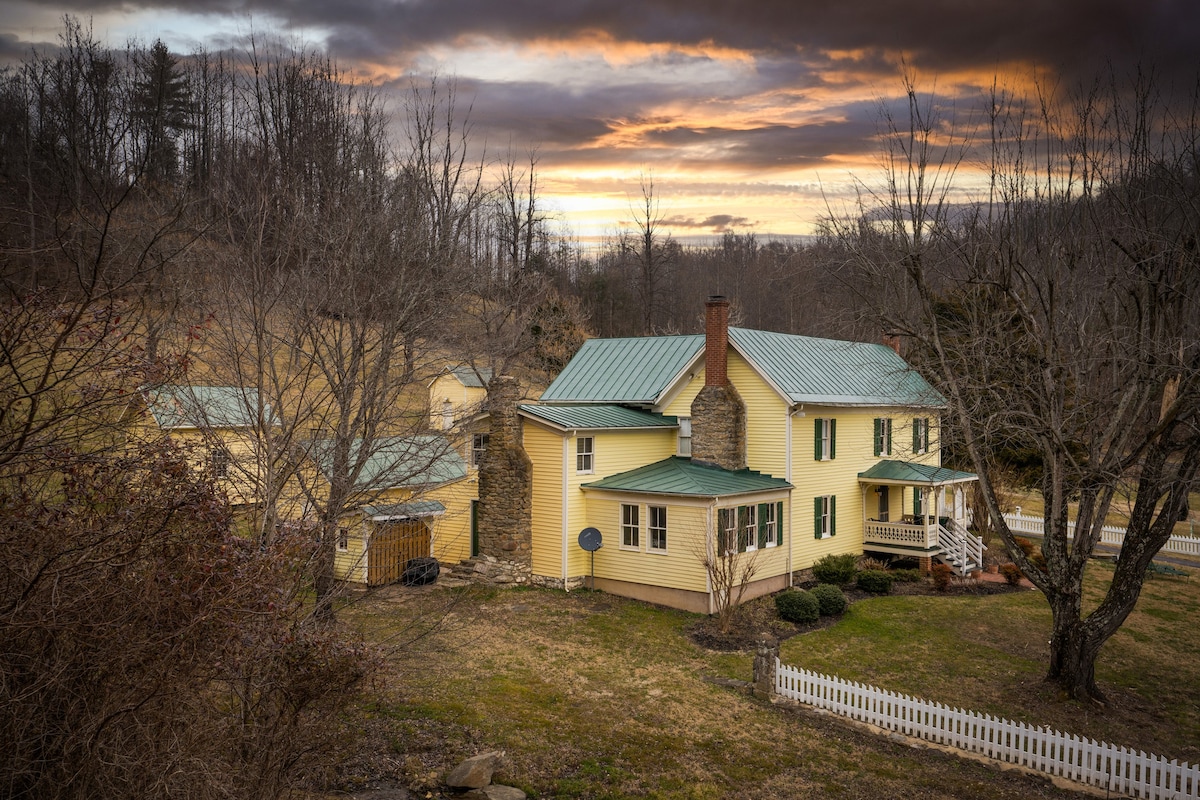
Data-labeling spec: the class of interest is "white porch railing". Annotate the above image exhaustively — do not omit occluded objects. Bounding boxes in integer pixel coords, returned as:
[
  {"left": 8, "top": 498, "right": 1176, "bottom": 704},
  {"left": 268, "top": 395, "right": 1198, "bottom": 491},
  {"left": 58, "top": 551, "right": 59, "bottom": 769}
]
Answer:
[
  {"left": 863, "top": 520, "right": 938, "bottom": 549},
  {"left": 776, "top": 662, "right": 1200, "bottom": 800},
  {"left": 938, "top": 518, "right": 985, "bottom": 575},
  {"left": 1002, "top": 511, "right": 1200, "bottom": 558}
]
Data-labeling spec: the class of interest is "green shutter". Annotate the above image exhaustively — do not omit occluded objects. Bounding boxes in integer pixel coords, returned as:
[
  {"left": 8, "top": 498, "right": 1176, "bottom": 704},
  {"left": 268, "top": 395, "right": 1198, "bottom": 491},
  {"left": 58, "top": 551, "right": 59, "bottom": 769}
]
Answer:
[
  {"left": 814, "top": 497, "right": 822, "bottom": 539},
  {"left": 830, "top": 495, "right": 837, "bottom": 536},
  {"left": 913, "top": 488, "right": 922, "bottom": 517},
  {"left": 777, "top": 501, "right": 785, "bottom": 548},
  {"left": 757, "top": 503, "right": 768, "bottom": 548},
  {"left": 873, "top": 418, "right": 882, "bottom": 456},
  {"left": 829, "top": 418, "right": 837, "bottom": 460},
  {"left": 814, "top": 418, "right": 823, "bottom": 460},
  {"left": 737, "top": 506, "right": 747, "bottom": 552}
]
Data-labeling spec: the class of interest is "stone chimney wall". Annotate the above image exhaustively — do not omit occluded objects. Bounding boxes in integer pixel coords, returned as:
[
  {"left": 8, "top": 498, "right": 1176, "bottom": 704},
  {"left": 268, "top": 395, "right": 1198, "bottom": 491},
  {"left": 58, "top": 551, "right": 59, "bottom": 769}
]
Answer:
[
  {"left": 476, "top": 376, "right": 532, "bottom": 565},
  {"left": 690, "top": 296, "right": 747, "bottom": 470}
]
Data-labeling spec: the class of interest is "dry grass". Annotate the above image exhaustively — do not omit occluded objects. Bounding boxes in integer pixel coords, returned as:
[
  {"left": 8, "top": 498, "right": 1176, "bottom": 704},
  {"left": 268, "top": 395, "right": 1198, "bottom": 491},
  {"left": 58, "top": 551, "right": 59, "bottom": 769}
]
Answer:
[{"left": 333, "top": 584, "right": 1106, "bottom": 799}]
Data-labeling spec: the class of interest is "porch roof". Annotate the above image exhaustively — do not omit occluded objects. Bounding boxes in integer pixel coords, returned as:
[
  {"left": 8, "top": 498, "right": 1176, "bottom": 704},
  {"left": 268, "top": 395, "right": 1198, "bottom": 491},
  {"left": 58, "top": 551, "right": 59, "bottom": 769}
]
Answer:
[
  {"left": 362, "top": 500, "right": 446, "bottom": 520},
  {"left": 581, "top": 456, "right": 790, "bottom": 498},
  {"left": 858, "top": 460, "right": 977, "bottom": 486},
  {"left": 519, "top": 403, "right": 677, "bottom": 431}
]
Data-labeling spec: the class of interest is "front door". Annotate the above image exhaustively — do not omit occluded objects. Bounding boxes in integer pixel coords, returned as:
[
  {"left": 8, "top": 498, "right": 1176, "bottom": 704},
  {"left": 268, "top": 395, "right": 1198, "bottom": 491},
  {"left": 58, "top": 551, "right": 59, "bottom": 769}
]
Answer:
[
  {"left": 367, "top": 519, "right": 431, "bottom": 586},
  {"left": 877, "top": 486, "right": 889, "bottom": 521}
]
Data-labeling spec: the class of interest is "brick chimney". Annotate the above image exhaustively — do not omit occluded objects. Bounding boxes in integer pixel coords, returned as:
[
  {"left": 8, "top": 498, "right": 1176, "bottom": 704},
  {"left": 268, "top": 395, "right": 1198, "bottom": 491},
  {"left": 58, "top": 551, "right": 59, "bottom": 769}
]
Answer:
[
  {"left": 882, "top": 333, "right": 901, "bottom": 356},
  {"left": 689, "top": 296, "right": 746, "bottom": 470},
  {"left": 705, "top": 296, "right": 731, "bottom": 386}
]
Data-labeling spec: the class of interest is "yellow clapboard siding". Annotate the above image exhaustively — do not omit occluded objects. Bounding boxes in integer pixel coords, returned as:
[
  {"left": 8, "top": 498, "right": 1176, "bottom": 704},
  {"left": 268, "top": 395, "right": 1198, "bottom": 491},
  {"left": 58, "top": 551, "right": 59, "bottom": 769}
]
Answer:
[
  {"left": 426, "top": 479, "right": 477, "bottom": 564},
  {"left": 727, "top": 350, "right": 789, "bottom": 479},
  {"left": 566, "top": 428, "right": 678, "bottom": 577},
  {"left": 789, "top": 408, "right": 942, "bottom": 569},
  {"left": 526, "top": 422, "right": 567, "bottom": 579},
  {"left": 582, "top": 496, "right": 711, "bottom": 592}
]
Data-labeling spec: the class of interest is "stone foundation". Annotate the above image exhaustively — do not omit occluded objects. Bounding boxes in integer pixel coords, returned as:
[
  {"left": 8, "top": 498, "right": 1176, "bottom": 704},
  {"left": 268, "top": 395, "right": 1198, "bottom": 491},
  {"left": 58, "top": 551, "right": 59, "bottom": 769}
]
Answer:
[
  {"left": 447, "top": 555, "right": 532, "bottom": 586},
  {"left": 530, "top": 574, "right": 587, "bottom": 591}
]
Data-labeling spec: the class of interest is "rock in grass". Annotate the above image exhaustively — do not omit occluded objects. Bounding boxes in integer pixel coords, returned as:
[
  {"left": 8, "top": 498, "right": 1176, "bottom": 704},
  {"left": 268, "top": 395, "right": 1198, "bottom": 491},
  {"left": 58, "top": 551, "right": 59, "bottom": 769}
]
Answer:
[
  {"left": 483, "top": 785, "right": 527, "bottom": 800},
  {"left": 446, "top": 750, "right": 504, "bottom": 789}
]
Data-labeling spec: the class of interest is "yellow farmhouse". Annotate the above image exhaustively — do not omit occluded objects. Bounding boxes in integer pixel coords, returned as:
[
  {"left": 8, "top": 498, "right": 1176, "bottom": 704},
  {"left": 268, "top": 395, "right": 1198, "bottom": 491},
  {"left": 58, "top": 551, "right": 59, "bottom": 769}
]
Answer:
[{"left": 495, "top": 296, "right": 981, "bottom": 613}]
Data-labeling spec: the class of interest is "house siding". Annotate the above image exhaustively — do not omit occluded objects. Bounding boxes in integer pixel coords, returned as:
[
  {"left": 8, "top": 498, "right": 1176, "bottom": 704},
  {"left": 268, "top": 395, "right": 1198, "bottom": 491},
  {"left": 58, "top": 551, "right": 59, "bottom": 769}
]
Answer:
[
  {"left": 727, "top": 350, "right": 788, "bottom": 479},
  {"left": 525, "top": 422, "right": 566, "bottom": 580},
  {"left": 582, "top": 495, "right": 711, "bottom": 592},
  {"left": 789, "top": 409, "right": 942, "bottom": 570}
]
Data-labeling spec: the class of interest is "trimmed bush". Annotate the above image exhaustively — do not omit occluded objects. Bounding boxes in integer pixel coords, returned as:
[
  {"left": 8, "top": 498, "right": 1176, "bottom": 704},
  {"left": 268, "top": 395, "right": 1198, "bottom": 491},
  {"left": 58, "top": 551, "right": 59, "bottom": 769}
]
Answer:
[
  {"left": 775, "top": 590, "right": 820, "bottom": 623},
  {"left": 1000, "top": 563, "right": 1023, "bottom": 586},
  {"left": 856, "top": 569, "right": 894, "bottom": 595},
  {"left": 930, "top": 563, "right": 954, "bottom": 592},
  {"left": 811, "top": 553, "right": 858, "bottom": 585},
  {"left": 810, "top": 583, "right": 847, "bottom": 616},
  {"left": 892, "top": 568, "right": 922, "bottom": 583}
]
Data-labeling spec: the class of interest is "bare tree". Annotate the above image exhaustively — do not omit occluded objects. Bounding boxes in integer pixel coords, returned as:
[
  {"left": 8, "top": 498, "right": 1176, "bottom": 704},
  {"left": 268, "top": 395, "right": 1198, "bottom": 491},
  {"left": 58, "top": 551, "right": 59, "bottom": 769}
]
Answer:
[
  {"left": 623, "top": 172, "right": 677, "bottom": 334},
  {"left": 828, "top": 70, "right": 1200, "bottom": 700}
]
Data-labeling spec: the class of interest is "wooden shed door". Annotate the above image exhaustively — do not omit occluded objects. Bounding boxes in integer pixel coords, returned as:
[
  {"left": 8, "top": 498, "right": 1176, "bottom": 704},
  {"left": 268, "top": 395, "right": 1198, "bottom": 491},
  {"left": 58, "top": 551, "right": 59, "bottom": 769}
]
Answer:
[{"left": 368, "top": 519, "right": 431, "bottom": 586}]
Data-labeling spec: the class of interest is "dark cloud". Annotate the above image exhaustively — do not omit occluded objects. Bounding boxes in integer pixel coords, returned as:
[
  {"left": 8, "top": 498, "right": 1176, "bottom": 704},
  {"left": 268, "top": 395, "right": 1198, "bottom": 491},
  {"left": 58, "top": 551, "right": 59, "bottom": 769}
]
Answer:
[{"left": 661, "top": 213, "right": 755, "bottom": 231}]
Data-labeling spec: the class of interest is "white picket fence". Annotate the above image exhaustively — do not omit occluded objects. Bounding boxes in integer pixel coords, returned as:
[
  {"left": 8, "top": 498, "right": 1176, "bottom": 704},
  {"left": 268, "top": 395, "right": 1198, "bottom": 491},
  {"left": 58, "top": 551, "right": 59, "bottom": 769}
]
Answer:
[
  {"left": 776, "top": 662, "right": 1199, "bottom": 799},
  {"left": 1002, "top": 511, "right": 1200, "bottom": 557}
]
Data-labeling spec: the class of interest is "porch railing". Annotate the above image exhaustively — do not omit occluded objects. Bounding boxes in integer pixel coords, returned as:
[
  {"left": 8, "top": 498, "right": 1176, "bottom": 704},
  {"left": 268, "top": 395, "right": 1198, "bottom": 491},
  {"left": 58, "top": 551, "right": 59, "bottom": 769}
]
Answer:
[{"left": 863, "top": 520, "right": 938, "bottom": 550}]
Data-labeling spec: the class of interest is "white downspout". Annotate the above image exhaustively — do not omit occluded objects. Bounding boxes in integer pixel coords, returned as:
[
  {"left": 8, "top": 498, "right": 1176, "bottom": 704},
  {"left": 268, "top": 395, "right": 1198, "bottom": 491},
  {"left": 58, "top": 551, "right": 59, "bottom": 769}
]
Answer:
[{"left": 561, "top": 435, "right": 570, "bottom": 590}]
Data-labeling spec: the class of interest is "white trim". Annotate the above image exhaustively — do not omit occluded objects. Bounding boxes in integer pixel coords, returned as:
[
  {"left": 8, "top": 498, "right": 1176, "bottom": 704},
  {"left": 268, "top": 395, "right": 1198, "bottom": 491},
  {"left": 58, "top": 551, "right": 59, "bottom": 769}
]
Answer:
[{"left": 561, "top": 436, "right": 569, "bottom": 584}]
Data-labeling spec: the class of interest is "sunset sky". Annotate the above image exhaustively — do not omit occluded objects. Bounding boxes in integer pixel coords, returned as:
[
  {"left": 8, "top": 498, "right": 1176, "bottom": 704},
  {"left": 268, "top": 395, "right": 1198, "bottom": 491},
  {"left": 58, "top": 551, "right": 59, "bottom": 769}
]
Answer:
[{"left": 2, "top": 1, "right": 1197, "bottom": 241}]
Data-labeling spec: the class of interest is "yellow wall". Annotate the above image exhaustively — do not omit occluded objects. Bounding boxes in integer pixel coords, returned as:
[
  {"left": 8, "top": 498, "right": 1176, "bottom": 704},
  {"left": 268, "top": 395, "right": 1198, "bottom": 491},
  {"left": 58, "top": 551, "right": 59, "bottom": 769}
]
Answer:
[
  {"left": 428, "top": 373, "right": 487, "bottom": 430},
  {"left": 789, "top": 409, "right": 941, "bottom": 570},
  {"left": 526, "top": 422, "right": 567, "bottom": 580},
  {"left": 331, "top": 475, "right": 479, "bottom": 582},
  {"left": 581, "top": 495, "right": 711, "bottom": 592},
  {"left": 523, "top": 420, "right": 679, "bottom": 582}
]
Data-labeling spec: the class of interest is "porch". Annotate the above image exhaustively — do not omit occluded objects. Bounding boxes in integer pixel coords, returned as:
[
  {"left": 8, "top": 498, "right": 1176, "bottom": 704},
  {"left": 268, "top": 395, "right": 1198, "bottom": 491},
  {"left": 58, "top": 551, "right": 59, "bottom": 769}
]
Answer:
[{"left": 857, "top": 461, "right": 984, "bottom": 575}]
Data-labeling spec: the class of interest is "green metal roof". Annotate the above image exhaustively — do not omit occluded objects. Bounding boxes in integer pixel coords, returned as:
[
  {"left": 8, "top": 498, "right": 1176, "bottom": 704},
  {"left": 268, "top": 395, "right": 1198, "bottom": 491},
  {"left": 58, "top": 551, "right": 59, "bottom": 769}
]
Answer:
[
  {"left": 539, "top": 328, "right": 943, "bottom": 409},
  {"left": 145, "top": 385, "right": 265, "bottom": 429},
  {"left": 582, "top": 456, "right": 790, "bottom": 497},
  {"left": 519, "top": 404, "right": 677, "bottom": 431},
  {"left": 362, "top": 500, "right": 446, "bottom": 519},
  {"left": 447, "top": 365, "right": 492, "bottom": 388},
  {"left": 539, "top": 334, "right": 703, "bottom": 404},
  {"left": 858, "top": 460, "right": 977, "bottom": 485},
  {"left": 729, "top": 328, "right": 945, "bottom": 407},
  {"left": 311, "top": 434, "right": 467, "bottom": 490}
]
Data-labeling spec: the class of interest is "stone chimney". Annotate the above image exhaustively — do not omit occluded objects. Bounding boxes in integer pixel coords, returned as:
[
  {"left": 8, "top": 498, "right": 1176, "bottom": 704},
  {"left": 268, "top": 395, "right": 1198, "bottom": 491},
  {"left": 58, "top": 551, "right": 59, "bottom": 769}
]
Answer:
[
  {"left": 689, "top": 296, "right": 747, "bottom": 470},
  {"left": 476, "top": 376, "right": 532, "bottom": 565}
]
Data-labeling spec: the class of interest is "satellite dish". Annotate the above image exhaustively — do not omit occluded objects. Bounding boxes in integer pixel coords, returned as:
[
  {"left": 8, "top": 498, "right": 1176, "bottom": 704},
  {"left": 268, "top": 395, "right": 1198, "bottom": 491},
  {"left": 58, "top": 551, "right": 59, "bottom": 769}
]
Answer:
[{"left": 578, "top": 527, "right": 603, "bottom": 551}]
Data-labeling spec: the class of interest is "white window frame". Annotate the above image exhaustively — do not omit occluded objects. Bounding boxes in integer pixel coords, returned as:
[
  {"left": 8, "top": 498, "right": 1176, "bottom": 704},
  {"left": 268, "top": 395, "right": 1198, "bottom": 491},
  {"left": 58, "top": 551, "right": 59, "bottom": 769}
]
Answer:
[
  {"left": 816, "top": 495, "right": 833, "bottom": 539},
  {"left": 648, "top": 505, "right": 668, "bottom": 552},
  {"left": 210, "top": 447, "right": 230, "bottom": 478},
  {"left": 621, "top": 503, "right": 640, "bottom": 549},
  {"left": 743, "top": 504, "right": 758, "bottom": 551},
  {"left": 677, "top": 417, "right": 692, "bottom": 457},
  {"left": 914, "top": 417, "right": 929, "bottom": 455},
  {"left": 817, "top": 417, "right": 834, "bottom": 461},
  {"left": 472, "top": 432, "right": 489, "bottom": 468},
  {"left": 441, "top": 400, "right": 453, "bottom": 431},
  {"left": 336, "top": 527, "right": 349, "bottom": 552},
  {"left": 719, "top": 507, "right": 739, "bottom": 555},
  {"left": 576, "top": 436, "right": 594, "bottom": 474},
  {"left": 876, "top": 417, "right": 893, "bottom": 456},
  {"left": 763, "top": 503, "right": 778, "bottom": 547}
]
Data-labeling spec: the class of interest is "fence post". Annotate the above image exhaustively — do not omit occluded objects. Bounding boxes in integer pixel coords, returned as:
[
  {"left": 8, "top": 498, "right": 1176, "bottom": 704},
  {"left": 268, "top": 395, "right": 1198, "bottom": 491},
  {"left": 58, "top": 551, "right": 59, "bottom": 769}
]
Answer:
[{"left": 753, "top": 633, "right": 780, "bottom": 700}]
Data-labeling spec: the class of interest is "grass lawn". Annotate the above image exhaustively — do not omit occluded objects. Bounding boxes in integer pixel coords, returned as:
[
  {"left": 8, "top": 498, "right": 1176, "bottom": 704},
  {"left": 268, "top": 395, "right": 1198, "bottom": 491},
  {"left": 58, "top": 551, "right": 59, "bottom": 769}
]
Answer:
[{"left": 330, "top": 563, "right": 1199, "bottom": 799}]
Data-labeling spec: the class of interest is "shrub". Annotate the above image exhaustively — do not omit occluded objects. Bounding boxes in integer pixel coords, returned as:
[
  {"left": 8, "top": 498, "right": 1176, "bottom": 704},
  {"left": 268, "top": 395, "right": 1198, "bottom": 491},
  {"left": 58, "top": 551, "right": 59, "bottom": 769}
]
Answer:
[
  {"left": 812, "top": 553, "right": 858, "bottom": 585},
  {"left": 775, "top": 590, "right": 820, "bottom": 623},
  {"left": 1000, "top": 563, "right": 1024, "bottom": 586},
  {"left": 931, "top": 563, "right": 954, "bottom": 591},
  {"left": 1013, "top": 536, "right": 1036, "bottom": 557},
  {"left": 892, "top": 568, "right": 922, "bottom": 583},
  {"left": 857, "top": 556, "right": 890, "bottom": 572},
  {"left": 856, "top": 569, "right": 894, "bottom": 595},
  {"left": 810, "top": 583, "right": 847, "bottom": 616}
]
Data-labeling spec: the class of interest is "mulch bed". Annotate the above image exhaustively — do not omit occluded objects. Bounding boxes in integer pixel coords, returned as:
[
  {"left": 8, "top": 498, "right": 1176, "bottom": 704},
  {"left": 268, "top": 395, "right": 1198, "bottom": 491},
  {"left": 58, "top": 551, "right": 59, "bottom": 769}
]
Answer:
[{"left": 689, "top": 573, "right": 1028, "bottom": 651}]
